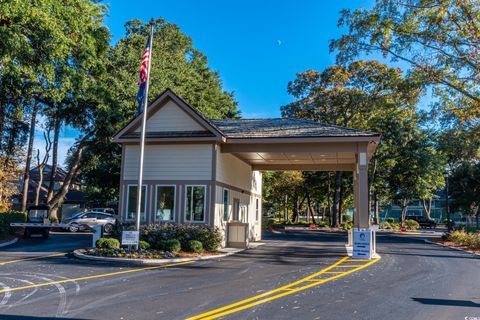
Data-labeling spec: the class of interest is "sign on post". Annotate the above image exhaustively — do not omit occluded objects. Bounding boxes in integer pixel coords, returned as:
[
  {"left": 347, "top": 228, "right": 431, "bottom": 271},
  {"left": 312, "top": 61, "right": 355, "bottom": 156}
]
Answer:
[
  {"left": 352, "top": 229, "right": 372, "bottom": 259},
  {"left": 122, "top": 231, "right": 139, "bottom": 246}
]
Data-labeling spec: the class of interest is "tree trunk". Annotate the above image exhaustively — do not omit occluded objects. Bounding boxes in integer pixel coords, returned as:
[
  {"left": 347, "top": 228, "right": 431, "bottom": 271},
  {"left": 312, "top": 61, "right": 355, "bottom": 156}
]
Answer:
[
  {"left": 305, "top": 187, "right": 316, "bottom": 224},
  {"left": 332, "top": 171, "right": 342, "bottom": 227},
  {"left": 373, "top": 192, "right": 379, "bottom": 224},
  {"left": 21, "top": 102, "right": 39, "bottom": 211},
  {"left": 401, "top": 200, "right": 409, "bottom": 227},
  {"left": 0, "top": 98, "right": 5, "bottom": 150},
  {"left": 292, "top": 193, "right": 299, "bottom": 223},
  {"left": 327, "top": 173, "right": 332, "bottom": 224},
  {"left": 47, "top": 118, "right": 60, "bottom": 202},
  {"left": 47, "top": 139, "right": 88, "bottom": 221},
  {"left": 34, "top": 131, "right": 51, "bottom": 205},
  {"left": 421, "top": 198, "right": 432, "bottom": 219}
]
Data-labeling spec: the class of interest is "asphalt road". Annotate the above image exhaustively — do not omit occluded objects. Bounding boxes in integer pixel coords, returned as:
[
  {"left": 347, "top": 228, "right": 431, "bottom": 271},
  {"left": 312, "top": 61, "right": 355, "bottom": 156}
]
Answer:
[{"left": 0, "top": 230, "right": 478, "bottom": 320}]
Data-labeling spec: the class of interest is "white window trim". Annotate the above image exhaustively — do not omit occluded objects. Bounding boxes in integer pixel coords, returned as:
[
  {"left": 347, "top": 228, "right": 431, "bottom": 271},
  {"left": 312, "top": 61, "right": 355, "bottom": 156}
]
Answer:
[
  {"left": 125, "top": 184, "right": 148, "bottom": 222},
  {"left": 184, "top": 184, "right": 207, "bottom": 223},
  {"left": 154, "top": 184, "right": 176, "bottom": 222}
]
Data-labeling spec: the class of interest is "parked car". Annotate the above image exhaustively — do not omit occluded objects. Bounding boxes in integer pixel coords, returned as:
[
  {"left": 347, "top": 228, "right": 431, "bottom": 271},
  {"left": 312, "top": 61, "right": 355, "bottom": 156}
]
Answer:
[
  {"left": 405, "top": 215, "right": 437, "bottom": 229},
  {"left": 89, "top": 207, "right": 116, "bottom": 215},
  {"left": 62, "top": 211, "right": 116, "bottom": 233}
]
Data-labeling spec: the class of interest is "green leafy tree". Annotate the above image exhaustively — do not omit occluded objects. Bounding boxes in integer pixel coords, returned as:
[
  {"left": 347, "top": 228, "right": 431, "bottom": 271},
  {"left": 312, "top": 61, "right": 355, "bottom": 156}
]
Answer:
[
  {"left": 79, "top": 19, "right": 239, "bottom": 205},
  {"left": 0, "top": 0, "right": 110, "bottom": 215},
  {"left": 389, "top": 129, "right": 445, "bottom": 225},
  {"left": 282, "top": 60, "right": 422, "bottom": 226},
  {"left": 331, "top": 0, "right": 480, "bottom": 126},
  {"left": 449, "top": 162, "right": 480, "bottom": 228}
]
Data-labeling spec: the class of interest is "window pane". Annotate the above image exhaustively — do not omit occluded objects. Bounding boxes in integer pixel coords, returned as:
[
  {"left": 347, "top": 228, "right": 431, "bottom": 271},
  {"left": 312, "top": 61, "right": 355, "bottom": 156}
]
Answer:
[
  {"left": 156, "top": 186, "right": 175, "bottom": 221},
  {"left": 127, "top": 185, "right": 147, "bottom": 220},
  {"left": 186, "top": 186, "right": 205, "bottom": 222},
  {"left": 223, "top": 189, "right": 229, "bottom": 221}
]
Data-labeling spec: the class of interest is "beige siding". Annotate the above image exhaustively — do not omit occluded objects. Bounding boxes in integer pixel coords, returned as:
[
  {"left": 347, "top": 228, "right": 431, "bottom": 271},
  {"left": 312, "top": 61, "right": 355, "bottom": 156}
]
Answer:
[
  {"left": 213, "top": 185, "right": 262, "bottom": 243},
  {"left": 216, "top": 150, "right": 254, "bottom": 191},
  {"left": 134, "top": 100, "right": 205, "bottom": 132},
  {"left": 123, "top": 144, "right": 212, "bottom": 180}
]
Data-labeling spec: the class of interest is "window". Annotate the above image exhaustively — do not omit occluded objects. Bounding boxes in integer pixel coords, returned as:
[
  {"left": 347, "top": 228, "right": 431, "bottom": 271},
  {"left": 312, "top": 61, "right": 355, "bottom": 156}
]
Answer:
[
  {"left": 126, "top": 185, "right": 147, "bottom": 221},
  {"left": 185, "top": 185, "right": 206, "bottom": 222},
  {"left": 155, "top": 185, "right": 175, "bottom": 221},
  {"left": 255, "top": 198, "right": 260, "bottom": 221},
  {"left": 223, "top": 189, "right": 229, "bottom": 221}
]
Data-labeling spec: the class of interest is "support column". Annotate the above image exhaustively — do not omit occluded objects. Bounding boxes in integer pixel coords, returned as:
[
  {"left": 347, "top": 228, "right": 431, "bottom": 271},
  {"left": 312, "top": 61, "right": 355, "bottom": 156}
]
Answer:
[{"left": 356, "top": 144, "right": 370, "bottom": 230}]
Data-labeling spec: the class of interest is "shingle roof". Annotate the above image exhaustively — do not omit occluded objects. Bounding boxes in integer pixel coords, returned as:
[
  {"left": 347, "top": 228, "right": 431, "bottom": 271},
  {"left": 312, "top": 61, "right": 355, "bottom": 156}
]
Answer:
[{"left": 211, "top": 118, "right": 379, "bottom": 139}]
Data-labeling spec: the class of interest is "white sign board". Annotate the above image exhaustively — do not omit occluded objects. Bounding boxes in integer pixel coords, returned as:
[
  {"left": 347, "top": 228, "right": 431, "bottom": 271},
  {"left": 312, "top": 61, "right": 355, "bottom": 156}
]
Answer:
[
  {"left": 122, "top": 231, "right": 139, "bottom": 246},
  {"left": 353, "top": 229, "right": 372, "bottom": 259}
]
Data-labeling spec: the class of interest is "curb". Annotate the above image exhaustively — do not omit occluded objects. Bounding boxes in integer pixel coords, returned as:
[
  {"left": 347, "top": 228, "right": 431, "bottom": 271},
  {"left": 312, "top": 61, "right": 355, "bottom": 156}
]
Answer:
[
  {"left": 0, "top": 237, "right": 18, "bottom": 248},
  {"left": 424, "top": 239, "right": 480, "bottom": 257},
  {"left": 73, "top": 247, "right": 246, "bottom": 265}
]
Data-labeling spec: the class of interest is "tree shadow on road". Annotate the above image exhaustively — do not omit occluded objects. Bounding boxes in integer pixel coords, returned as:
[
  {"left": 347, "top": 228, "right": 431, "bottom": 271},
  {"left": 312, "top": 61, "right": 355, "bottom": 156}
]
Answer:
[{"left": 412, "top": 297, "right": 480, "bottom": 308}]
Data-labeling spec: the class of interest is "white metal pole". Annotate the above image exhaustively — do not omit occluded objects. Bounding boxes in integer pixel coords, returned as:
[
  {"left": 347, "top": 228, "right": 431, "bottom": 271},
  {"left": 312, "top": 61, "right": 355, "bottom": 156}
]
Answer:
[{"left": 135, "top": 23, "right": 154, "bottom": 249}]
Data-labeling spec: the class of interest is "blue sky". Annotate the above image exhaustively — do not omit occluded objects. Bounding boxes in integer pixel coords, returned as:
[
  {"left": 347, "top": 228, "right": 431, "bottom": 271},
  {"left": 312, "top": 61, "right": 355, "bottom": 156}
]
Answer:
[
  {"left": 105, "top": 0, "right": 373, "bottom": 118},
  {"left": 36, "top": 0, "right": 380, "bottom": 166}
]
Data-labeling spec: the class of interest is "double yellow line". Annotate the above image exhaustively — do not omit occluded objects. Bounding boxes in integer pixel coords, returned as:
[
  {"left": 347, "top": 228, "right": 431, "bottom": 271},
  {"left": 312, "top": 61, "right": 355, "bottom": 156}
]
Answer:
[{"left": 186, "top": 256, "right": 380, "bottom": 320}]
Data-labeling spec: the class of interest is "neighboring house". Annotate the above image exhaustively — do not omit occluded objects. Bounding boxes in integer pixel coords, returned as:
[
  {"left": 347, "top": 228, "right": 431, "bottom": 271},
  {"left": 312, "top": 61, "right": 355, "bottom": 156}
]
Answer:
[
  {"left": 113, "top": 89, "right": 380, "bottom": 246},
  {"left": 13, "top": 164, "right": 86, "bottom": 218}
]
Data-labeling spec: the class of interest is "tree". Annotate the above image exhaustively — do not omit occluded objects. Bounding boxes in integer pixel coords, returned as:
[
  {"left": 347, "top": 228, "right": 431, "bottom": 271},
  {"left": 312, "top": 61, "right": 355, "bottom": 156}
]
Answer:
[
  {"left": 449, "top": 162, "right": 480, "bottom": 228},
  {"left": 389, "top": 129, "right": 445, "bottom": 225},
  {"left": 0, "top": 0, "right": 111, "bottom": 214},
  {"left": 282, "top": 60, "right": 422, "bottom": 226},
  {"left": 79, "top": 18, "right": 239, "bottom": 205},
  {"left": 331, "top": 0, "right": 480, "bottom": 126}
]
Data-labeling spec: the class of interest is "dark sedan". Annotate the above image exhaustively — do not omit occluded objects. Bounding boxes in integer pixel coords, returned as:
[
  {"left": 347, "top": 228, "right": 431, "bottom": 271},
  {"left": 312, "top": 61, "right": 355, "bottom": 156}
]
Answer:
[{"left": 405, "top": 215, "right": 437, "bottom": 229}]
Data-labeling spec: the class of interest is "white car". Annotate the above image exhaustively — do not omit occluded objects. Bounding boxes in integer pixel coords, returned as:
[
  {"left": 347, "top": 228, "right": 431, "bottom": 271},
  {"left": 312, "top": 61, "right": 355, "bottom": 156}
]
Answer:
[{"left": 63, "top": 211, "right": 116, "bottom": 233}]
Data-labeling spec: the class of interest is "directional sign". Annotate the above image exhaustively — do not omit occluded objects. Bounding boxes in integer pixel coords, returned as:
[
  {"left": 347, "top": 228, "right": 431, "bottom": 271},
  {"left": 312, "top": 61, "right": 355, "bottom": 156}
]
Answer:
[
  {"left": 121, "top": 231, "right": 139, "bottom": 246},
  {"left": 352, "top": 229, "right": 372, "bottom": 259}
]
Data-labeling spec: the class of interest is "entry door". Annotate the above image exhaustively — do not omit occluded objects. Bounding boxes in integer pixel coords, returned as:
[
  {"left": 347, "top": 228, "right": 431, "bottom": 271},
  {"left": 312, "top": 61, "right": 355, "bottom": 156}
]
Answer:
[{"left": 233, "top": 198, "right": 240, "bottom": 221}]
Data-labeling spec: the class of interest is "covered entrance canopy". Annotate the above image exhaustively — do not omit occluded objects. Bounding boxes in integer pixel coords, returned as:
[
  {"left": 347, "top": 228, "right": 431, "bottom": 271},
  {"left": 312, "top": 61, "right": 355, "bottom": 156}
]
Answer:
[
  {"left": 114, "top": 89, "right": 381, "bottom": 233},
  {"left": 211, "top": 118, "right": 381, "bottom": 229}
]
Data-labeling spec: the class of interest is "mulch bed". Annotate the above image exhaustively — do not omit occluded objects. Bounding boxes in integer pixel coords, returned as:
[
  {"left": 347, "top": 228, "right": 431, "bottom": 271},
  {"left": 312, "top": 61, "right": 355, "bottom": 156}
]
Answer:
[{"left": 431, "top": 238, "right": 480, "bottom": 255}]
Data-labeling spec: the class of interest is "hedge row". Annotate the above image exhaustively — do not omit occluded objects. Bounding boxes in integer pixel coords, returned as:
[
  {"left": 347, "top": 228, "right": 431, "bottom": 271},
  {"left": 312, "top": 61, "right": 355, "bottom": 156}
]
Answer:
[
  {"left": 140, "top": 223, "right": 222, "bottom": 252},
  {"left": 0, "top": 211, "right": 27, "bottom": 237}
]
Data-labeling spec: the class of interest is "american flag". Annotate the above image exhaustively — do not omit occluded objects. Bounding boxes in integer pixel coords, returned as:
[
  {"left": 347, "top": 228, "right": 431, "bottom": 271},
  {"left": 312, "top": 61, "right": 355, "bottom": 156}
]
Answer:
[{"left": 136, "top": 34, "right": 152, "bottom": 115}]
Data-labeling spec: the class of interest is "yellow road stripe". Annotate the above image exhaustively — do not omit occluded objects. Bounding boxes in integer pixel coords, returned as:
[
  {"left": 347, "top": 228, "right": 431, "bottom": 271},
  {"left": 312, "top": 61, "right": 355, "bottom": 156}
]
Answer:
[
  {"left": 0, "top": 253, "right": 66, "bottom": 266},
  {"left": 335, "top": 265, "right": 365, "bottom": 267},
  {"left": 186, "top": 257, "right": 349, "bottom": 320},
  {"left": 186, "top": 257, "right": 380, "bottom": 320},
  {"left": 0, "top": 260, "right": 194, "bottom": 294}
]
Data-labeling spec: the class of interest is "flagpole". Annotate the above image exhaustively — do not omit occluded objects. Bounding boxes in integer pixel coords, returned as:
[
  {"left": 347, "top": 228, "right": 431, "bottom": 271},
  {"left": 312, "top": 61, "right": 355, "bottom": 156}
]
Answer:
[{"left": 135, "top": 22, "right": 154, "bottom": 249}]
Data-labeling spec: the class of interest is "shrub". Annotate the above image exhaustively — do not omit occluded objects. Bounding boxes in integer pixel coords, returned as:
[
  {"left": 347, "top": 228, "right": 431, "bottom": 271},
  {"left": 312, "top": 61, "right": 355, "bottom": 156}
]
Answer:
[
  {"left": 340, "top": 221, "right": 353, "bottom": 230},
  {"left": 186, "top": 240, "right": 203, "bottom": 253},
  {"left": 140, "top": 223, "right": 222, "bottom": 252},
  {"left": 379, "top": 222, "right": 391, "bottom": 229},
  {"left": 96, "top": 237, "right": 120, "bottom": 249},
  {"left": 164, "top": 239, "right": 181, "bottom": 253},
  {"left": 405, "top": 219, "right": 420, "bottom": 230},
  {"left": 263, "top": 218, "right": 276, "bottom": 230},
  {"left": 316, "top": 220, "right": 329, "bottom": 227},
  {"left": 387, "top": 217, "right": 395, "bottom": 224},
  {"left": 446, "top": 230, "right": 480, "bottom": 248},
  {"left": 139, "top": 240, "right": 150, "bottom": 250},
  {"left": 342, "top": 214, "right": 353, "bottom": 222},
  {"left": 0, "top": 210, "right": 27, "bottom": 237}
]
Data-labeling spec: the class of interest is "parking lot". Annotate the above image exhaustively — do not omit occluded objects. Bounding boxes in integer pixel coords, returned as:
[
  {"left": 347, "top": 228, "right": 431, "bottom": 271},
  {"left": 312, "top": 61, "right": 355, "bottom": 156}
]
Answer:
[{"left": 0, "top": 230, "right": 479, "bottom": 320}]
